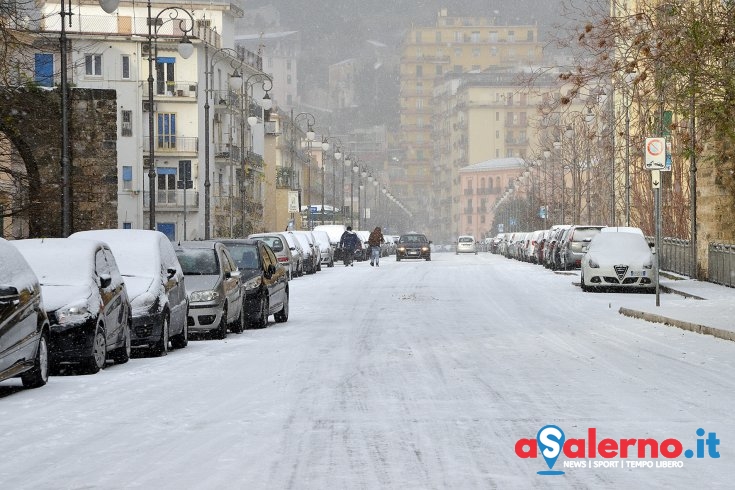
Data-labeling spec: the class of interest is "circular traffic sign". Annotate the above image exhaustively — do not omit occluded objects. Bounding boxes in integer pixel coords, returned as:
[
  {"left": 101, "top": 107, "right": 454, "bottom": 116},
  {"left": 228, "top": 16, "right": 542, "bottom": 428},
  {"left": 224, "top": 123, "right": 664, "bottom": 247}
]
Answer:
[{"left": 647, "top": 139, "right": 664, "bottom": 156}]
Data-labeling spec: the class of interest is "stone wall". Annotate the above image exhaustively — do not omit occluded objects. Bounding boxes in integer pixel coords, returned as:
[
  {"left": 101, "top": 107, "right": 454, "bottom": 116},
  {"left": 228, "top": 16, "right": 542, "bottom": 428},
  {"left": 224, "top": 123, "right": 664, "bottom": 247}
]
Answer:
[{"left": 0, "top": 87, "right": 117, "bottom": 237}]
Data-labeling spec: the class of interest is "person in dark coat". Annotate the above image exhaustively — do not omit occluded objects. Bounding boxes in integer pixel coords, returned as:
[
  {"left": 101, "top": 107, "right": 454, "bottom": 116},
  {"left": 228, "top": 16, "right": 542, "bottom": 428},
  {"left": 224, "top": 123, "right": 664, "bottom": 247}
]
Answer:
[
  {"left": 367, "top": 227, "right": 385, "bottom": 266},
  {"left": 339, "top": 226, "right": 361, "bottom": 266}
]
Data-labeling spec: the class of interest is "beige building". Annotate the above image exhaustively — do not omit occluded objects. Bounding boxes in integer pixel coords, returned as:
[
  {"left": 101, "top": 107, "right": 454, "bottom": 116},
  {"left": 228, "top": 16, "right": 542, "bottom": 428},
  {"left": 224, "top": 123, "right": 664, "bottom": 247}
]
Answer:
[{"left": 398, "top": 8, "right": 543, "bottom": 233}]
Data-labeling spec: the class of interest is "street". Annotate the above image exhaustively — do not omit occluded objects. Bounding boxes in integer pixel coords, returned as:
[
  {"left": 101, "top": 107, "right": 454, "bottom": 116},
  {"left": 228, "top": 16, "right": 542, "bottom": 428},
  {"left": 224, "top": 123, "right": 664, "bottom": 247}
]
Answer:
[{"left": 1, "top": 251, "right": 733, "bottom": 489}]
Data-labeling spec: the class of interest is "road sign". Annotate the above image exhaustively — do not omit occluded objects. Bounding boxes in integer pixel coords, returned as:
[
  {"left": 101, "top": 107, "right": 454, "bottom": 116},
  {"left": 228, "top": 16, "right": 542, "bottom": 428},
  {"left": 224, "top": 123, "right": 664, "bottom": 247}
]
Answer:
[
  {"left": 651, "top": 169, "right": 661, "bottom": 189},
  {"left": 287, "top": 191, "right": 299, "bottom": 213},
  {"left": 645, "top": 137, "right": 666, "bottom": 170}
]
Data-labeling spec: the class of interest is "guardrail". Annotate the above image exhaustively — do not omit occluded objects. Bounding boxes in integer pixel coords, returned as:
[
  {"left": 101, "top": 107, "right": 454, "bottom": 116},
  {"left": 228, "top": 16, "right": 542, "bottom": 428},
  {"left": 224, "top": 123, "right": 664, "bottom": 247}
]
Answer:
[
  {"left": 658, "top": 237, "right": 693, "bottom": 277},
  {"left": 708, "top": 242, "right": 735, "bottom": 288}
]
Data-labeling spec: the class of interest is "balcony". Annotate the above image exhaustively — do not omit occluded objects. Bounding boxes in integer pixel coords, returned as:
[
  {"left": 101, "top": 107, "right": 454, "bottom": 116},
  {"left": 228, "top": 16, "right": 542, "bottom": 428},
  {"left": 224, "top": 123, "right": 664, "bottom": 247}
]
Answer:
[
  {"left": 463, "top": 188, "right": 474, "bottom": 195},
  {"left": 143, "top": 136, "right": 198, "bottom": 154},
  {"left": 144, "top": 190, "right": 199, "bottom": 209}
]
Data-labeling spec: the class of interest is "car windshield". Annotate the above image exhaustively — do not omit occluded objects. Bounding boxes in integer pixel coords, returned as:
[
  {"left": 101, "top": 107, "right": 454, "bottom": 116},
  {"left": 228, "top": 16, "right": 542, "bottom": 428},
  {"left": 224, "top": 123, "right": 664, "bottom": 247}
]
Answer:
[
  {"left": 256, "top": 236, "right": 283, "bottom": 252},
  {"left": 400, "top": 235, "right": 427, "bottom": 244},
  {"left": 459, "top": 237, "right": 473, "bottom": 243},
  {"left": 176, "top": 249, "right": 219, "bottom": 275},
  {"left": 225, "top": 244, "right": 260, "bottom": 270},
  {"left": 588, "top": 232, "right": 650, "bottom": 255},
  {"left": 572, "top": 228, "right": 602, "bottom": 242}
]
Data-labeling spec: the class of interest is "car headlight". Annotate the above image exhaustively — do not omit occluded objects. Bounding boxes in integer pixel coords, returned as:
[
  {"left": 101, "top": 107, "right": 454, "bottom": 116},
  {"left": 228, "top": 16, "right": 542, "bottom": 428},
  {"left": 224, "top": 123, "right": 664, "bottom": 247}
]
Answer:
[
  {"left": 243, "top": 276, "right": 262, "bottom": 291},
  {"left": 397, "top": 246, "right": 405, "bottom": 252},
  {"left": 587, "top": 258, "right": 600, "bottom": 268},
  {"left": 56, "top": 302, "right": 92, "bottom": 325},
  {"left": 421, "top": 246, "right": 429, "bottom": 251},
  {"left": 643, "top": 260, "right": 653, "bottom": 269},
  {"left": 190, "top": 290, "right": 220, "bottom": 302}
]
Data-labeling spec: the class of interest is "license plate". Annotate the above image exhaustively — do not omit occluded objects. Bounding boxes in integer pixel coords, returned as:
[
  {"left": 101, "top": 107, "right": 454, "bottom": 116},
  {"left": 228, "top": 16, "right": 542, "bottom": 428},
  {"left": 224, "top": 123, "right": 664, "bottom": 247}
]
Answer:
[{"left": 629, "top": 270, "right": 647, "bottom": 277}]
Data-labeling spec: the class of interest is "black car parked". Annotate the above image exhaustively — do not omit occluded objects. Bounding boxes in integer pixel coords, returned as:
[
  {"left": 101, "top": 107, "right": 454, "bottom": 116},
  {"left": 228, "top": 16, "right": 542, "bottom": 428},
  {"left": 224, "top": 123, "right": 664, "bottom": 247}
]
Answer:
[
  {"left": 0, "top": 238, "right": 50, "bottom": 388},
  {"left": 217, "top": 239, "right": 289, "bottom": 329},
  {"left": 396, "top": 233, "right": 432, "bottom": 261}
]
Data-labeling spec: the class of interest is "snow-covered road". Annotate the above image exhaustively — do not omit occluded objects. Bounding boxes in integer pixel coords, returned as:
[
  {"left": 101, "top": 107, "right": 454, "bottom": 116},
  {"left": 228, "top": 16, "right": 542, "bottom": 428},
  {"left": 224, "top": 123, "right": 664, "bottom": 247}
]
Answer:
[{"left": 1, "top": 252, "right": 733, "bottom": 489}]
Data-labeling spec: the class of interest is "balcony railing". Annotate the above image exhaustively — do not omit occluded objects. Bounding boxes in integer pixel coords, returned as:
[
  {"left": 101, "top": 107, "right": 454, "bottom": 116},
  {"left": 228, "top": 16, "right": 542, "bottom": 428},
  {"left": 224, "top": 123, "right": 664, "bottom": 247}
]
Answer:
[
  {"left": 144, "top": 190, "right": 199, "bottom": 208},
  {"left": 143, "top": 136, "right": 198, "bottom": 154}
]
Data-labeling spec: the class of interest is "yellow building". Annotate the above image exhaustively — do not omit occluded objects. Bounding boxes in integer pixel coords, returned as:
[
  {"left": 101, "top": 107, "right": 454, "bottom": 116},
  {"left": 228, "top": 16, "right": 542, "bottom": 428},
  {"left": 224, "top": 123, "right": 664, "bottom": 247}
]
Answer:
[{"left": 398, "top": 8, "right": 543, "bottom": 233}]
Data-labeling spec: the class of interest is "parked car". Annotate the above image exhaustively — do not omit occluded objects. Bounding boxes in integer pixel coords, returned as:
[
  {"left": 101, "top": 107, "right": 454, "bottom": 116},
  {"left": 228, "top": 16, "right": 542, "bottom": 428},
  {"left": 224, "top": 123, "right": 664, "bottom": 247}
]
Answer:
[
  {"left": 13, "top": 238, "right": 132, "bottom": 374},
  {"left": 355, "top": 230, "right": 371, "bottom": 261},
  {"left": 580, "top": 232, "right": 655, "bottom": 292},
  {"left": 456, "top": 235, "right": 478, "bottom": 254},
  {"left": 311, "top": 229, "right": 335, "bottom": 267},
  {"left": 217, "top": 239, "right": 289, "bottom": 329},
  {"left": 313, "top": 224, "right": 346, "bottom": 261},
  {"left": 289, "top": 231, "right": 318, "bottom": 274},
  {"left": 175, "top": 241, "right": 245, "bottom": 338},
  {"left": 396, "top": 233, "right": 432, "bottom": 261},
  {"left": 601, "top": 226, "right": 645, "bottom": 236},
  {"left": 0, "top": 238, "right": 50, "bottom": 388},
  {"left": 281, "top": 232, "right": 305, "bottom": 277},
  {"left": 70, "top": 229, "right": 188, "bottom": 356},
  {"left": 292, "top": 230, "right": 322, "bottom": 272},
  {"left": 558, "top": 225, "right": 606, "bottom": 270},
  {"left": 248, "top": 232, "right": 298, "bottom": 279},
  {"left": 544, "top": 226, "right": 571, "bottom": 270},
  {"left": 525, "top": 230, "right": 545, "bottom": 263}
]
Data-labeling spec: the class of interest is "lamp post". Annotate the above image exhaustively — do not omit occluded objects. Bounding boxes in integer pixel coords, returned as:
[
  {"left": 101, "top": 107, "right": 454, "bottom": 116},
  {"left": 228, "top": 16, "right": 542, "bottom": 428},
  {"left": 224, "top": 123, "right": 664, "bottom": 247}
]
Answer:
[
  {"left": 289, "top": 111, "right": 316, "bottom": 223},
  {"left": 59, "top": 0, "right": 120, "bottom": 236},
  {"left": 351, "top": 161, "right": 359, "bottom": 227},
  {"left": 241, "top": 72, "right": 272, "bottom": 233},
  {"left": 141, "top": 4, "right": 196, "bottom": 232},
  {"left": 342, "top": 155, "right": 351, "bottom": 224},
  {"left": 322, "top": 137, "right": 342, "bottom": 224},
  {"left": 204, "top": 47, "right": 243, "bottom": 239},
  {"left": 359, "top": 166, "right": 367, "bottom": 229}
]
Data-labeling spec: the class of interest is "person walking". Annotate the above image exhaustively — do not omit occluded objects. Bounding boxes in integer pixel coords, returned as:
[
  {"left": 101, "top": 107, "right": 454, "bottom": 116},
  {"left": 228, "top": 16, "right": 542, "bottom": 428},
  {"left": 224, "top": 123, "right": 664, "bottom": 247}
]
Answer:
[
  {"left": 339, "top": 226, "right": 361, "bottom": 267},
  {"left": 368, "top": 226, "right": 385, "bottom": 267}
]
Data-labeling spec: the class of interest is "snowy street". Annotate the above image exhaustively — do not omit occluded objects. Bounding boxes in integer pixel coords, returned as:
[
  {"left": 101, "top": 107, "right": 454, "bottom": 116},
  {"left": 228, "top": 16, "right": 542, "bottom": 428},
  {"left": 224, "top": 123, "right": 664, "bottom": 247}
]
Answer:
[{"left": 1, "top": 252, "right": 733, "bottom": 489}]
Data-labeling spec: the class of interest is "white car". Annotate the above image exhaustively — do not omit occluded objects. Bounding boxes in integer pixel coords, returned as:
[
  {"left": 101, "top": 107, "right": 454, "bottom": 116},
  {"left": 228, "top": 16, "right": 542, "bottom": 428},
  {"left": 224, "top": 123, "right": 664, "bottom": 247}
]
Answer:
[
  {"left": 456, "top": 235, "right": 477, "bottom": 254},
  {"left": 580, "top": 232, "right": 654, "bottom": 293}
]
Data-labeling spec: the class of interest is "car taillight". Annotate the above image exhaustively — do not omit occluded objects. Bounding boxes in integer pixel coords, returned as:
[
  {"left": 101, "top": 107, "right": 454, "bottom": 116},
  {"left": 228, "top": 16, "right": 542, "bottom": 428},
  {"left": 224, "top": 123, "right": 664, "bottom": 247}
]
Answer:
[{"left": 277, "top": 257, "right": 288, "bottom": 262}]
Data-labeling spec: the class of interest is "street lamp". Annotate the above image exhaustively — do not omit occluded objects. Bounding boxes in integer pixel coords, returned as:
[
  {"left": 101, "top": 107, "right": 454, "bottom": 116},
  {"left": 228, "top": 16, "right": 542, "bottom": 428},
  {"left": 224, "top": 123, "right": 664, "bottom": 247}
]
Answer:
[
  {"left": 203, "top": 47, "right": 244, "bottom": 239},
  {"left": 343, "top": 155, "right": 351, "bottom": 224},
  {"left": 240, "top": 72, "right": 272, "bottom": 234},
  {"left": 289, "top": 111, "right": 316, "bottom": 223},
  {"left": 322, "top": 137, "right": 342, "bottom": 225},
  {"left": 351, "top": 161, "right": 359, "bottom": 227},
  {"left": 59, "top": 0, "right": 121, "bottom": 236},
  {"left": 359, "top": 166, "right": 367, "bottom": 229}
]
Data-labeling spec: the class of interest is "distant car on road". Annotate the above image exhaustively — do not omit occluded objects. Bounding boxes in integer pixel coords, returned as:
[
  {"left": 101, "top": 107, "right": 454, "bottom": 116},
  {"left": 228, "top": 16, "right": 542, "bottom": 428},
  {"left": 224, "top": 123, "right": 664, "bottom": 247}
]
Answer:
[
  {"left": 456, "top": 235, "right": 478, "bottom": 255},
  {"left": 0, "top": 238, "right": 50, "bottom": 388},
  {"left": 396, "top": 233, "right": 432, "bottom": 261}
]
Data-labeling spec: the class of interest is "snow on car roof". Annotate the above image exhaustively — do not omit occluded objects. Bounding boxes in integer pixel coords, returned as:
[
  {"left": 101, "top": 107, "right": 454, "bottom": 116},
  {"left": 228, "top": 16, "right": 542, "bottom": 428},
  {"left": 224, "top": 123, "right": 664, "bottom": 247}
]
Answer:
[
  {"left": 0, "top": 238, "right": 39, "bottom": 292},
  {"left": 70, "top": 229, "right": 163, "bottom": 278},
  {"left": 11, "top": 238, "right": 99, "bottom": 286}
]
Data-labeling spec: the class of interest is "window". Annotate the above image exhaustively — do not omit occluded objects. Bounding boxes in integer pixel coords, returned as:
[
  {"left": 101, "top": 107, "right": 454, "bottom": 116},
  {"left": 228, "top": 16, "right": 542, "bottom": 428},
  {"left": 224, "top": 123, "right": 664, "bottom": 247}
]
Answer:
[
  {"left": 157, "top": 113, "right": 176, "bottom": 149},
  {"left": 157, "top": 167, "right": 177, "bottom": 204},
  {"left": 435, "top": 31, "right": 441, "bottom": 42},
  {"left": 155, "top": 57, "right": 175, "bottom": 94},
  {"left": 122, "top": 55, "right": 130, "bottom": 79},
  {"left": 416, "top": 65, "right": 423, "bottom": 77},
  {"left": 415, "top": 31, "right": 422, "bottom": 43},
  {"left": 527, "top": 30, "right": 534, "bottom": 41},
  {"left": 471, "top": 31, "right": 480, "bottom": 43},
  {"left": 472, "top": 48, "right": 480, "bottom": 57},
  {"left": 417, "top": 117, "right": 424, "bottom": 129},
  {"left": 508, "top": 31, "right": 515, "bottom": 42},
  {"left": 416, "top": 81, "right": 423, "bottom": 95},
  {"left": 287, "top": 74, "right": 292, "bottom": 84},
  {"left": 454, "top": 31, "right": 462, "bottom": 42},
  {"left": 122, "top": 166, "right": 133, "bottom": 190},
  {"left": 286, "top": 60, "right": 291, "bottom": 70},
  {"left": 416, "top": 98, "right": 423, "bottom": 109},
  {"left": 467, "top": 215, "right": 472, "bottom": 224},
  {"left": 489, "top": 31, "right": 498, "bottom": 42},
  {"left": 481, "top": 215, "right": 486, "bottom": 224},
  {"left": 85, "top": 54, "right": 102, "bottom": 76},
  {"left": 123, "top": 222, "right": 132, "bottom": 229},
  {"left": 34, "top": 53, "right": 53, "bottom": 87},
  {"left": 435, "top": 65, "right": 442, "bottom": 76},
  {"left": 454, "top": 48, "right": 462, "bottom": 57},
  {"left": 121, "top": 110, "right": 132, "bottom": 137},
  {"left": 496, "top": 112, "right": 500, "bottom": 121},
  {"left": 490, "top": 47, "right": 498, "bottom": 56},
  {"left": 495, "top": 130, "right": 500, "bottom": 139}
]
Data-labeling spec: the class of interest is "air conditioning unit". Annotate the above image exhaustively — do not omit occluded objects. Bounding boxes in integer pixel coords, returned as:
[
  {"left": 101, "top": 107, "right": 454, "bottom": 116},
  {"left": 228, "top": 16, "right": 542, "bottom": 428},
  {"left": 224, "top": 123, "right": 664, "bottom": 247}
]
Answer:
[
  {"left": 142, "top": 100, "right": 156, "bottom": 112},
  {"left": 142, "top": 43, "right": 151, "bottom": 56}
]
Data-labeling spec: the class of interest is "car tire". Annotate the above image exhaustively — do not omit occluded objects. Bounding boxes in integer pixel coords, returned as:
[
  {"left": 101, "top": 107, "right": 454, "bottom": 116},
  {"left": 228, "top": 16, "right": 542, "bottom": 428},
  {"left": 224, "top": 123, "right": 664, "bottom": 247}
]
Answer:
[
  {"left": 214, "top": 307, "right": 228, "bottom": 340},
  {"left": 151, "top": 315, "right": 169, "bottom": 357},
  {"left": 581, "top": 271, "right": 590, "bottom": 292},
  {"left": 248, "top": 295, "right": 268, "bottom": 329},
  {"left": 83, "top": 323, "right": 107, "bottom": 374},
  {"left": 230, "top": 301, "right": 246, "bottom": 334},
  {"left": 426, "top": 257, "right": 431, "bottom": 261},
  {"left": 20, "top": 331, "right": 49, "bottom": 388},
  {"left": 396, "top": 256, "right": 401, "bottom": 261},
  {"left": 110, "top": 319, "right": 131, "bottom": 364},
  {"left": 328, "top": 258, "right": 334, "bottom": 268},
  {"left": 170, "top": 319, "right": 189, "bottom": 349},
  {"left": 274, "top": 292, "right": 289, "bottom": 323}
]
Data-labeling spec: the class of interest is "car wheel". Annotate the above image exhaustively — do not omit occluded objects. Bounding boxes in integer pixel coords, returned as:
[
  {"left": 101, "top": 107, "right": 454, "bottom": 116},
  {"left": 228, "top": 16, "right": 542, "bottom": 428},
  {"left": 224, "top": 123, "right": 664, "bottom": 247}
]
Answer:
[
  {"left": 274, "top": 291, "right": 289, "bottom": 323},
  {"left": 83, "top": 323, "right": 107, "bottom": 374},
  {"left": 170, "top": 319, "right": 189, "bottom": 349},
  {"left": 230, "top": 301, "right": 246, "bottom": 334},
  {"left": 581, "top": 271, "right": 590, "bottom": 292},
  {"left": 328, "top": 258, "right": 334, "bottom": 268},
  {"left": 248, "top": 295, "right": 268, "bottom": 329},
  {"left": 396, "top": 256, "right": 401, "bottom": 261},
  {"left": 214, "top": 306, "right": 228, "bottom": 340},
  {"left": 110, "top": 319, "right": 131, "bottom": 364},
  {"left": 21, "top": 331, "right": 49, "bottom": 388},
  {"left": 151, "top": 315, "right": 169, "bottom": 357}
]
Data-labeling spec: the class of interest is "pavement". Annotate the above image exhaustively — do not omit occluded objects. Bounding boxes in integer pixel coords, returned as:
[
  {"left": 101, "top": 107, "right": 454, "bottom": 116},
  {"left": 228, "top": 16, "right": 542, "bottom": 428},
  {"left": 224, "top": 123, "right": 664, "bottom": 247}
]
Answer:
[{"left": 617, "top": 274, "right": 735, "bottom": 342}]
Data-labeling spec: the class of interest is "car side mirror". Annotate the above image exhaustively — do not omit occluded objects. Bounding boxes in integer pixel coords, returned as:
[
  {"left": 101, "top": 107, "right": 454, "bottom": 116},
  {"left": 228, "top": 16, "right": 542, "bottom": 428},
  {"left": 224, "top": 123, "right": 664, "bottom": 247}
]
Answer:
[
  {"left": 167, "top": 268, "right": 177, "bottom": 279},
  {"left": 266, "top": 264, "right": 276, "bottom": 276},
  {"left": 0, "top": 285, "right": 20, "bottom": 306},
  {"left": 227, "top": 270, "right": 241, "bottom": 280},
  {"left": 99, "top": 273, "right": 112, "bottom": 289}
]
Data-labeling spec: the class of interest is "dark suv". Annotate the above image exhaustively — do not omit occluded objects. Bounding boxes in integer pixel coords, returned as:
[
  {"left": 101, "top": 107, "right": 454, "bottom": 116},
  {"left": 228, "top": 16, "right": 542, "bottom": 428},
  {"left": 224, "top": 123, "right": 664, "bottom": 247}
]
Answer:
[
  {"left": 0, "top": 238, "right": 50, "bottom": 388},
  {"left": 396, "top": 233, "right": 432, "bottom": 261}
]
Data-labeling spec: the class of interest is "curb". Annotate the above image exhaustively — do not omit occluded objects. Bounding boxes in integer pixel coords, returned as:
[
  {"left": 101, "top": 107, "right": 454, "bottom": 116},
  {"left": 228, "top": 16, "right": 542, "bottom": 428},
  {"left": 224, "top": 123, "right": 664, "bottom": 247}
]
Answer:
[{"left": 618, "top": 307, "right": 735, "bottom": 342}]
